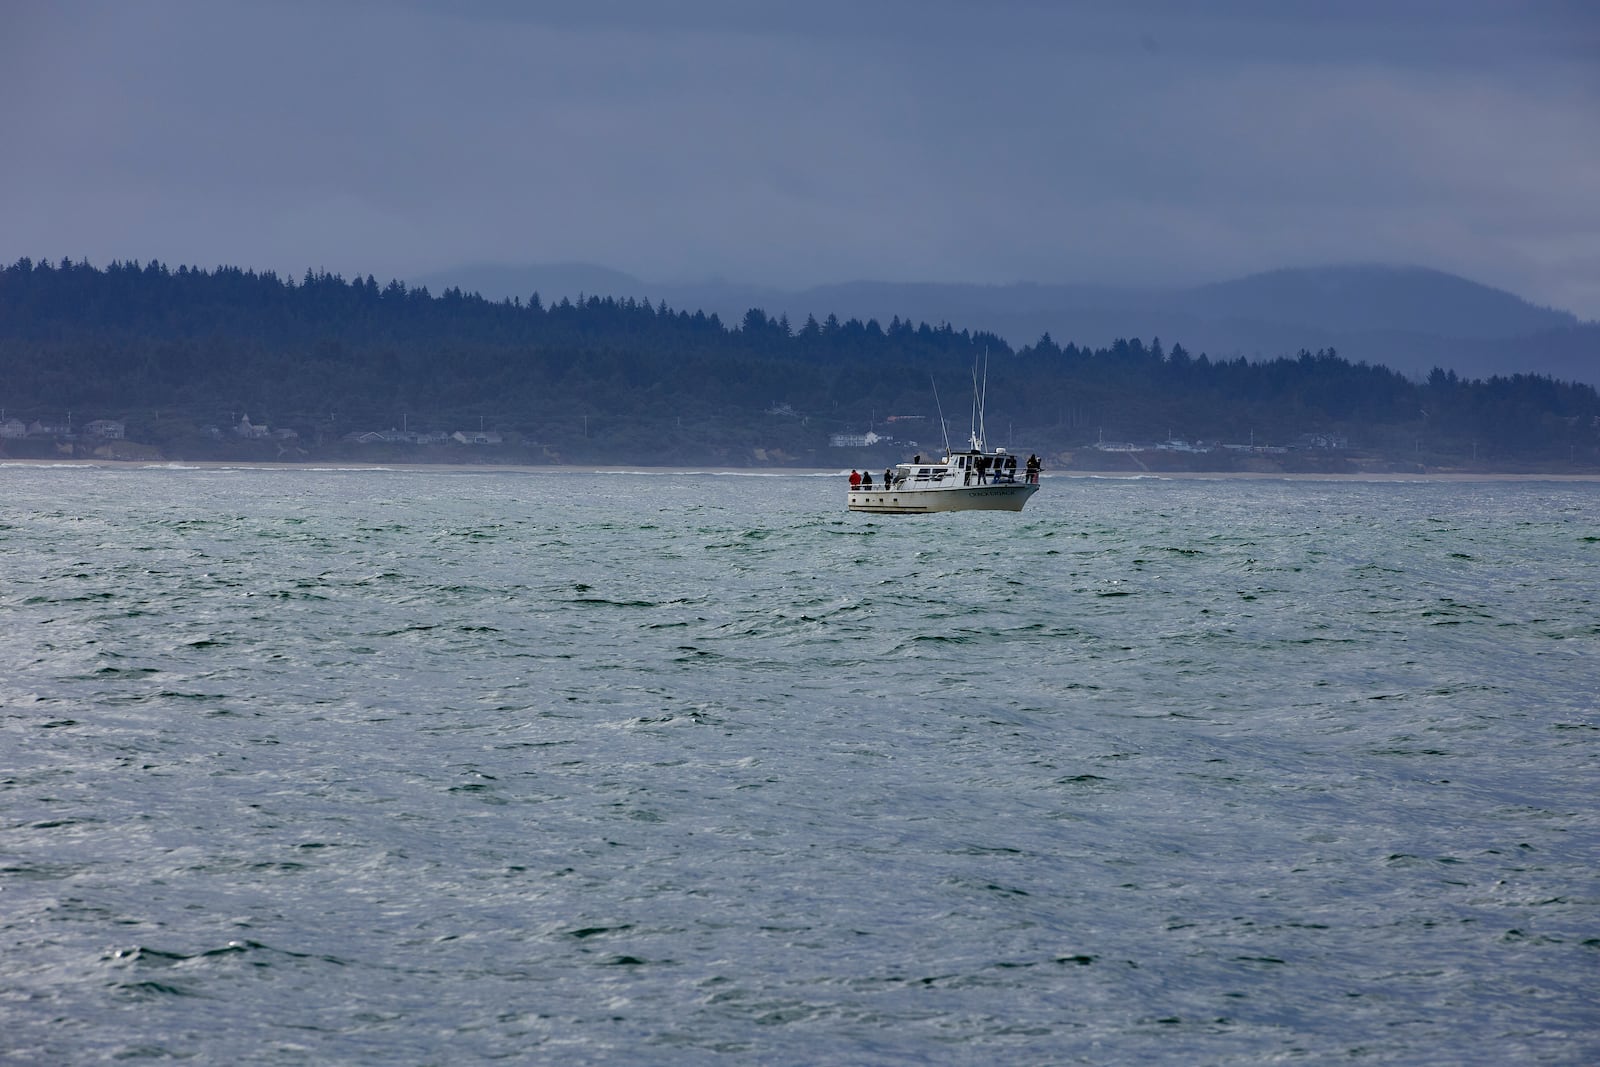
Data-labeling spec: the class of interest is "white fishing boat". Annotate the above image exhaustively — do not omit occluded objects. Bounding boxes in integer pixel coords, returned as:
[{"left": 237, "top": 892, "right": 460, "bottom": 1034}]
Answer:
[{"left": 847, "top": 358, "right": 1041, "bottom": 514}]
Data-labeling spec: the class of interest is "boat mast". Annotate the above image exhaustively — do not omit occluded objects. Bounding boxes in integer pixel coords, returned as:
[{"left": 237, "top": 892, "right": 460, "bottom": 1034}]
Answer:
[
  {"left": 969, "top": 350, "right": 990, "bottom": 452},
  {"left": 980, "top": 348, "right": 989, "bottom": 450}
]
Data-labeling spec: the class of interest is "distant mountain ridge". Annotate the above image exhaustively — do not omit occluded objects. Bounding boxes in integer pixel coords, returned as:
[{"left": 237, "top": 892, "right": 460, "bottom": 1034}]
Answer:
[
  {"left": 417, "top": 263, "right": 1596, "bottom": 385},
  {"left": 1176, "top": 266, "right": 1575, "bottom": 338}
]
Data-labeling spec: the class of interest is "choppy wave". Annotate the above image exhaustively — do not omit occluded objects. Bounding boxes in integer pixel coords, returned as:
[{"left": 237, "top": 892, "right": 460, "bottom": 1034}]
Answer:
[{"left": 2, "top": 467, "right": 1595, "bottom": 1064}]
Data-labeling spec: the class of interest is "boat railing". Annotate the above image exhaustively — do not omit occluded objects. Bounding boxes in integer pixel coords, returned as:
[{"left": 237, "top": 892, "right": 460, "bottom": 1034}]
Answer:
[
  {"left": 849, "top": 464, "right": 1036, "bottom": 491},
  {"left": 957, "top": 467, "right": 1023, "bottom": 486}
]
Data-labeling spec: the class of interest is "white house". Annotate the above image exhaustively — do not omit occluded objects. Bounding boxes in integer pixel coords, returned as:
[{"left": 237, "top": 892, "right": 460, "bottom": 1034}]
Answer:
[
  {"left": 234, "top": 415, "right": 270, "bottom": 439},
  {"left": 829, "top": 430, "right": 886, "bottom": 448}
]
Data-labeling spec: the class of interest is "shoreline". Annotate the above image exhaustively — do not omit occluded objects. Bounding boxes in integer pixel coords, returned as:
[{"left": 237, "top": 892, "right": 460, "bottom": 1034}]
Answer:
[{"left": 5, "top": 457, "right": 1600, "bottom": 482}]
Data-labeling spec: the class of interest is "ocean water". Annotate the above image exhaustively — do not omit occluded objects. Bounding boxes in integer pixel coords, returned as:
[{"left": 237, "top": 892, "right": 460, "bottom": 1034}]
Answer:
[{"left": 2, "top": 465, "right": 1596, "bottom": 1065}]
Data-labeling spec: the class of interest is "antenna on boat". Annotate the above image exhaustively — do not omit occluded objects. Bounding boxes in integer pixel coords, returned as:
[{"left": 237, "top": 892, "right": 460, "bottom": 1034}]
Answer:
[
  {"left": 972, "top": 350, "right": 985, "bottom": 451},
  {"left": 969, "top": 349, "right": 990, "bottom": 452},
  {"left": 930, "top": 374, "right": 952, "bottom": 455}
]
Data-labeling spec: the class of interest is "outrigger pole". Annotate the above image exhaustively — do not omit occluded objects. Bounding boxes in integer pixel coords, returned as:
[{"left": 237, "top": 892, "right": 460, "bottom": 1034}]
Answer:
[{"left": 930, "top": 374, "right": 952, "bottom": 456}]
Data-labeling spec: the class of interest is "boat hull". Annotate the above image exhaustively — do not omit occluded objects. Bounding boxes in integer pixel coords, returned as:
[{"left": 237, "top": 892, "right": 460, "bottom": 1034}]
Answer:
[{"left": 848, "top": 482, "right": 1039, "bottom": 514}]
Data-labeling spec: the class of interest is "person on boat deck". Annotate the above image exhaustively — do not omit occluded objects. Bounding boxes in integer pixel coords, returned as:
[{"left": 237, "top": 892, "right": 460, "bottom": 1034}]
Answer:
[
  {"left": 849, "top": 469, "right": 861, "bottom": 489},
  {"left": 1025, "top": 453, "right": 1041, "bottom": 483},
  {"left": 883, "top": 467, "right": 893, "bottom": 489},
  {"left": 1006, "top": 453, "right": 1018, "bottom": 481},
  {"left": 861, "top": 469, "right": 873, "bottom": 489},
  {"left": 975, "top": 455, "right": 989, "bottom": 484}
]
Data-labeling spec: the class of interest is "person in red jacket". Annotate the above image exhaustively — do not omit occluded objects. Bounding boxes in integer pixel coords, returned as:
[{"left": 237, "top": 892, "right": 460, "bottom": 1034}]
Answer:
[{"left": 849, "top": 469, "right": 862, "bottom": 489}]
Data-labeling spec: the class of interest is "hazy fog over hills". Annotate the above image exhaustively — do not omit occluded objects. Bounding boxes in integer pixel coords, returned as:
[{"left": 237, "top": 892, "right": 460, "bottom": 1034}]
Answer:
[
  {"left": 418, "top": 263, "right": 1598, "bottom": 386},
  {"left": 13, "top": 2, "right": 1591, "bottom": 388}
]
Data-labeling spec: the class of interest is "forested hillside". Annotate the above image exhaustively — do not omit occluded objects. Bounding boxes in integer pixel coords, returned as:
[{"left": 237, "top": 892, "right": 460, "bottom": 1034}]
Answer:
[
  {"left": 426, "top": 263, "right": 1599, "bottom": 385},
  {"left": 2, "top": 257, "right": 1597, "bottom": 470}
]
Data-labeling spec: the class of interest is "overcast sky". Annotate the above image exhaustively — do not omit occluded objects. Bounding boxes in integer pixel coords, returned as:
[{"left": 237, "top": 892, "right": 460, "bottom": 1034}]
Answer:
[{"left": 5, "top": 0, "right": 1598, "bottom": 316}]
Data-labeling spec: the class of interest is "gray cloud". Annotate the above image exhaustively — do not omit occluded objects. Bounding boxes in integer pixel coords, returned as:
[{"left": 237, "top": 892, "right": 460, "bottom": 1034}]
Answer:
[{"left": 4, "top": 0, "right": 1597, "bottom": 316}]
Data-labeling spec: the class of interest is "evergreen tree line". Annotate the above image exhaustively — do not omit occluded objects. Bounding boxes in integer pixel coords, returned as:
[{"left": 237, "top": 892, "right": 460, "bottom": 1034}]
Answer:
[{"left": 1, "top": 257, "right": 1596, "bottom": 467}]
